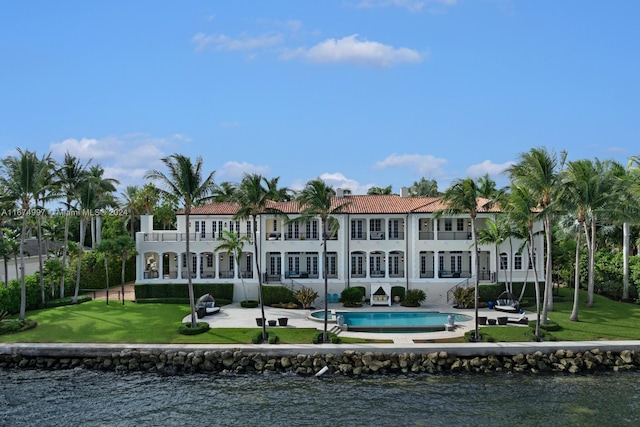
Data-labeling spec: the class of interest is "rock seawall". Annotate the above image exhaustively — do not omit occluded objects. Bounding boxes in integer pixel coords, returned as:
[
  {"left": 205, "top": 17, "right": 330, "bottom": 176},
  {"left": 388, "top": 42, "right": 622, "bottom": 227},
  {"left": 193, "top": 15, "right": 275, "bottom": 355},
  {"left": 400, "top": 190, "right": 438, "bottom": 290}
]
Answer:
[{"left": 1, "top": 348, "right": 638, "bottom": 376}]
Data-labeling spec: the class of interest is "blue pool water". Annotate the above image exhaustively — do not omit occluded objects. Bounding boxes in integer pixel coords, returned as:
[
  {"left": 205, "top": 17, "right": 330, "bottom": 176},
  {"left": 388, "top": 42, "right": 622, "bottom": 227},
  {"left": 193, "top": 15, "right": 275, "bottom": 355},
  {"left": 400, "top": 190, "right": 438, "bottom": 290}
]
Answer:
[{"left": 310, "top": 310, "right": 472, "bottom": 332}]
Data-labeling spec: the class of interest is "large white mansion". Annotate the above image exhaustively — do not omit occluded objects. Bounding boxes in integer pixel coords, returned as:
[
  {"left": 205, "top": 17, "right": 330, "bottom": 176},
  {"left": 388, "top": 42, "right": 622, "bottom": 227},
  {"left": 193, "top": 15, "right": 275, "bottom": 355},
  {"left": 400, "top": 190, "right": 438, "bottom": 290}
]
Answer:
[{"left": 135, "top": 190, "right": 544, "bottom": 302}]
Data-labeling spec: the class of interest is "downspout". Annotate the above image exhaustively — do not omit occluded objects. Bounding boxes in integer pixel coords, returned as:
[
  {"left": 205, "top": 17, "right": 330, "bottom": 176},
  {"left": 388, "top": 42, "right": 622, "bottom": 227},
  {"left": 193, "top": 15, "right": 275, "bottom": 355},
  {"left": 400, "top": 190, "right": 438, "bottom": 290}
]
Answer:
[
  {"left": 346, "top": 213, "right": 350, "bottom": 288},
  {"left": 405, "top": 213, "right": 410, "bottom": 290}
]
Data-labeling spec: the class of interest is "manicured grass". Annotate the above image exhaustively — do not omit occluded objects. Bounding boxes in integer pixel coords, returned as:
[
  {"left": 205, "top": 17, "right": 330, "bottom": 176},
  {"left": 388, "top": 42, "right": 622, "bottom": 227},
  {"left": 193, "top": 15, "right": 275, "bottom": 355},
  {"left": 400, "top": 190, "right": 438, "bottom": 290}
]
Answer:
[
  {"left": 481, "top": 287, "right": 640, "bottom": 342},
  {"left": 0, "top": 301, "right": 389, "bottom": 344}
]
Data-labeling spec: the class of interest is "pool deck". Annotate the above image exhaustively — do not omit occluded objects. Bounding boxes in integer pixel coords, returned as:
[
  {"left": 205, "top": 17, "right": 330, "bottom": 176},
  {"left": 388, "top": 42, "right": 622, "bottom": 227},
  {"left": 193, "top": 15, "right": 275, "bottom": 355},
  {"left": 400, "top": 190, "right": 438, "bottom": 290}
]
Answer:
[{"left": 185, "top": 300, "right": 530, "bottom": 344}]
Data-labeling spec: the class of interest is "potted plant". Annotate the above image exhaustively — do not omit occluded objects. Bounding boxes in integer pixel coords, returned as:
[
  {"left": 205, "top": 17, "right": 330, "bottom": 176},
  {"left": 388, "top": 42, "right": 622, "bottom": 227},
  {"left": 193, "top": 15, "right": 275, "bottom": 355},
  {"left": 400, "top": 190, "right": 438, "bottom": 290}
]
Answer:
[
  {"left": 278, "top": 317, "right": 288, "bottom": 326},
  {"left": 256, "top": 317, "right": 266, "bottom": 327}
]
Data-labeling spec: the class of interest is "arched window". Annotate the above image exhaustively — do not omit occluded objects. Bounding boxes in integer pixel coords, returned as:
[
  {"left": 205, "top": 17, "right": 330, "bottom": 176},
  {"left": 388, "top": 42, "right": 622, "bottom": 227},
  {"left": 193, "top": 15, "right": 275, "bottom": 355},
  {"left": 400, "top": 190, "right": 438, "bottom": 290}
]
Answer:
[{"left": 500, "top": 252, "right": 508, "bottom": 270}]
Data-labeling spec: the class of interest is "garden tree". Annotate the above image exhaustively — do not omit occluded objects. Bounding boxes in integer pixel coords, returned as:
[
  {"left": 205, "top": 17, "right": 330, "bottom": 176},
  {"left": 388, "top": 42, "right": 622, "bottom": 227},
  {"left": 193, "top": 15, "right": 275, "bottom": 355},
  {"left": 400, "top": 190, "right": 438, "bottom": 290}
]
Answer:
[
  {"left": 506, "top": 183, "right": 543, "bottom": 340},
  {"left": 146, "top": 154, "right": 216, "bottom": 328},
  {"left": 264, "top": 176, "right": 295, "bottom": 201},
  {"left": 100, "top": 213, "right": 128, "bottom": 240},
  {"left": 214, "top": 229, "right": 252, "bottom": 302},
  {"left": 212, "top": 181, "right": 237, "bottom": 202},
  {"left": 616, "top": 155, "right": 640, "bottom": 301},
  {"left": 233, "top": 173, "right": 286, "bottom": 342},
  {"left": 436, "top": 177, "right": 485, "bottom": 341},
  {"left": 0, "top": 236, "right": 10, "bottom": 287},
  {"left": 408, "top": 177, "right": 439, "bottom": 197},
  {"left": 32, "top": 152, "right": 57, "bottom": 306},
  {"left": 96, "top": 238, "right": 117, "bottom": 305},
  {"left": 0, "top": 148, "right": 42, "bottom": 320},
  {"left": 367, "top": 185, "right": 393, "bottom": 195},
  {"left": 476, "top": 217, "right": 509, "bottom": 291},
  {"left": 43, "top": 257, "right": 64, "bottom": 299},
  {"left": 119, "top": 185, "right": 140, "bottom": 239},
  {"left": 1, "top": 228, "right": 21, "bottom": 281},
  {"left": 507, "top": 147, "right": 564, "bottom": 321},
  {"left": 296, "top": 178, "right": 352, "bottom": 343},
  {"left": 56, "top": 151, "right": 89, "bottom": 298},
  {"left": 85, "top": 165, "right": 119, "bottom": 248},
  {"left": 73, "top": 175, "right": 100, "bottom": 304},
  {"left": 113, "top": 235, "right": 136, "bottom": 305},
  {"left": 561, "top": 159, "right": 600, "bottom": 320},
  {"left": 476, "top": 173, "right": 499, "bottom": 199},
  {"left": 153, "top": 197, "right": 177, "bottom": 230}
]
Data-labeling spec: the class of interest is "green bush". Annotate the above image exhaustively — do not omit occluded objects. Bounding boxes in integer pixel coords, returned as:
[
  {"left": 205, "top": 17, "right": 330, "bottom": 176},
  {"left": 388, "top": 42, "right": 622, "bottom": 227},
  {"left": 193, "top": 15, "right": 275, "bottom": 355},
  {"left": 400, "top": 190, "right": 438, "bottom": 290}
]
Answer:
[
  {"left": 177, "top": 322, "right": 210, "bottom": 335},
  {"left": 262, "top": 286, "right": 295, "bottom": 306},
  {"left": 340, "top": 287, "right": 363, "bottom": 307},
  {"left": 401, "top": 289, "right": 426, "bottom": 307},
  {"left": 453, "top": 287, "right": 475, "bottom": 308},
  {"left": 293, "top": 286, "right": 319, "bottom": 309},
  {"left": 240, "top": 300, "right": 259, "bottom": 308},
  {"left": 44, "top": 295, "right": 92, "bottom": 308},
  {"left": 134, "top": 283, "right": 234, "bottom": 302},
  {"left": 0, "top": 319, "right": 37, "bottom": 335},
  {"left": 252, "top": 331, "right": 279, "bottom": 344},
  {"left": 312, "top": 331, "right": 341, "bottom": 344}
]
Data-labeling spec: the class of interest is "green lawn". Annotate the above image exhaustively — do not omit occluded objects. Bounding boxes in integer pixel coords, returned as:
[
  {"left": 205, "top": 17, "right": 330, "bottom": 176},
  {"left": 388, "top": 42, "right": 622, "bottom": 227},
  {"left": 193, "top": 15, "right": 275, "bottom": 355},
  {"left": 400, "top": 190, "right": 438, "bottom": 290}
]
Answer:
[
  {"left": 2, "top": 288, "right": 638, "bottom": 344},
  {"left": 0, "top": 301, "right": 389, "bottom": 344},
  {"left": 481, "top": 287, "right": 640, "bottom": 342}
]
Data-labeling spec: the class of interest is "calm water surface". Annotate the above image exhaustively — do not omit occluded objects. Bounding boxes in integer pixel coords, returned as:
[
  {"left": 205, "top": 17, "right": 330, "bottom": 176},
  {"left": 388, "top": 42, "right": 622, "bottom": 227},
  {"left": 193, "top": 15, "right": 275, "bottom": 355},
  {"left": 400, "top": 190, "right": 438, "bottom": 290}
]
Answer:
[{"left": 1, "top": 369, "right": 639, "bottom": 427}]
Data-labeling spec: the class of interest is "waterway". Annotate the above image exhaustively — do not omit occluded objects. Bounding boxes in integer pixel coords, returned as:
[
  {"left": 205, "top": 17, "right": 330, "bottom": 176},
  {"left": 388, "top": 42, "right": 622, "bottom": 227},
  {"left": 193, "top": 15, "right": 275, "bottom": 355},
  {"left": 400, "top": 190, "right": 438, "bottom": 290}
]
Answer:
[{"left": 2, "top": 369, "right": 639, "bottom": 426}]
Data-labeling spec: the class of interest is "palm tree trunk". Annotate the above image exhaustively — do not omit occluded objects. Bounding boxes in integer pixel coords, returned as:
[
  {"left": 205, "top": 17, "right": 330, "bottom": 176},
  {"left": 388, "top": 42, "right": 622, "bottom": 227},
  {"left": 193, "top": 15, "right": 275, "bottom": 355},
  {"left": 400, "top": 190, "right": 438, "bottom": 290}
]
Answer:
[
  {"left": 186, "top": 210, "right": 197, "bottom": 328},
  {"left": 104, "top": 253, "right": 110, "bottom": 305},
  {"left": 541, "top": 215, "right": 553, "bottom": 323},
  {"left": 529, "top": 229, "right": 542, "bottom": 340},
  {"left": 472, "top": 218, "right": 480, "bottom": 341},
  {"left": 586, "top": 219, "right": 596, "bottom": 307},
  {"left": 73, "top": 217, "right": 86, "bottom": 304},
  {"left": 36, "top": 214, "right": 45, "bottom": 307},
  {"left": 569, "top": 226, "right": 582, "bottom": 321},
  {"left": 623, "top": 222, "right": 630, "bottom": 300},
  {"left": 60, "top": 214, "right": 70, "bottom": 299},
  {"left": 253, "top": 215, "right": 267, "bottom": 342},
  {"left": 19, "top": 213, "right": 27, "bottom": 321},
  {"left": 121, "top": 249, "right": 126, "bottom": 306}
]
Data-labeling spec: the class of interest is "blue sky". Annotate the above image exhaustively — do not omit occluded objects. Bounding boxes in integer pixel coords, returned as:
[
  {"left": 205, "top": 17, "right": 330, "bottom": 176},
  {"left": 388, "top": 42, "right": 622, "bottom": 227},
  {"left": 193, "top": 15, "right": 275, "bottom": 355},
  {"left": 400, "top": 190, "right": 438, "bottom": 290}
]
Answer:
[{"left": 1, "top": 0, "right": 639, "bottom": 195}]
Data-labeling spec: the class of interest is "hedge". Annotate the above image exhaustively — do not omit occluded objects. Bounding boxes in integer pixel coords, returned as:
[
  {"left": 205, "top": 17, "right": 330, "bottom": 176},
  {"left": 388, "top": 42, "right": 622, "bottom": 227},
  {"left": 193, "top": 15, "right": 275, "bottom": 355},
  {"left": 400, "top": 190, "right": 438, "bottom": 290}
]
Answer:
[
  {"left": 134, "top": 282, "right": 234, "bottom": 302},
  {"left": 262, "top": 285, "right": 295, "bottom": 306}
]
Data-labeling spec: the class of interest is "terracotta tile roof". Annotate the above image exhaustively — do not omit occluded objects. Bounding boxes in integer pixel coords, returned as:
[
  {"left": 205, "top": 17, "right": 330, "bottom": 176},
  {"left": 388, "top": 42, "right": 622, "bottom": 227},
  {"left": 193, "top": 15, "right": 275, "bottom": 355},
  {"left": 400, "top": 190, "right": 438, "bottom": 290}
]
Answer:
[{"left": 177, "top": 195, "right": 503, "bottom": 216}]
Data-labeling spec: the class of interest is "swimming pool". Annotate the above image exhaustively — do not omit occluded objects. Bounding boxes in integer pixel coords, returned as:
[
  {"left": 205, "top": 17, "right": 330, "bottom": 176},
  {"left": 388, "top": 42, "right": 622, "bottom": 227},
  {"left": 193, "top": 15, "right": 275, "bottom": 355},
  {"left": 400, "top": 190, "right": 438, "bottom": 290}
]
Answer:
[{"left": 309, "top": 310, "right": 473, "bottom": 333}]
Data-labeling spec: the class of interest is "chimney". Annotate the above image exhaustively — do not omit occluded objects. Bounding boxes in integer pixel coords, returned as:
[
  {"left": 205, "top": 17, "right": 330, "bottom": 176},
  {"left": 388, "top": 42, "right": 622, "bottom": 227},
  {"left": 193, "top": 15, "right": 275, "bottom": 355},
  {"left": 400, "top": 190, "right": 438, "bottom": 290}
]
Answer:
[
  {"left": 336, "top": 188, "right": 344, "bottom": 198},
  {"left": 401, "top": 186, "right": 409, "bottom": 198}
]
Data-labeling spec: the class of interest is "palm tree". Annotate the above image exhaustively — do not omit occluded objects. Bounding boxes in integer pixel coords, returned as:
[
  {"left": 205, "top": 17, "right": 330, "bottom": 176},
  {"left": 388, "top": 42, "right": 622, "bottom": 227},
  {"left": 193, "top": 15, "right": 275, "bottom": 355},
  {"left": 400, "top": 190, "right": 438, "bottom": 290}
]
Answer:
[
  {"left": 296, "top": 178, "right": 352, "bottom": 343},
  {"left": 214, "top": 229, "right": 252, "bottom": 302},
  {"left": 113, "top": 235, "right": 136, "bottom": 305},
  {"left": 146, "top": 154, "right": 216, "bottom": 328},
  {"left": 56, "top": 152, "right": 89, "bottom": 299},
  {"left": 96, "top": 238, "right": 117, "bottom": 305},
  {"left": 0, "top": 148, "right": 41, "bottom": 320},
  {"left": 86, "top": 165, "right": 119, "bottom": 248},
  {"left": 437, "top": 177, "right": 484, "bottom": 341},
  {"left": 212, "top": 181, "right": 237, "bottom": 202},
  {"left": 506, "top": 183, "right": 543, "bottom": 340},
  {"left": 264, "top": 177, "right": 295, "bottom": 201},
  {"left": 408, "top": 177, "right": 440, "bottom": 197},
  {"left": 120, "top": 185, "right": 140, "bottom": 239},
  {"left": 507, "top": 147, "right": 564, "bottom": 322},
  {"left": 233, "top": 173, "right": 286, "bottom": 342}
]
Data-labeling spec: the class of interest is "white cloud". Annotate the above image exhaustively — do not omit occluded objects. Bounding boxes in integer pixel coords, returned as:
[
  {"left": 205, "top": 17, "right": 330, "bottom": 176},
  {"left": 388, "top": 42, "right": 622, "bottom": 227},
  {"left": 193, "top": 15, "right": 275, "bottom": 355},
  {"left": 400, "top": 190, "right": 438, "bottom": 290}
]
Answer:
[
  {"left": 318, "top": 172, "right": 373, "bottom": 195},
  {"left": 374, "top": 153, "right": 448, "bottom": 177},
  {"left": 281, "top": 34, "right": 424, "bottom": 67},
  {"left": 192, "top": 32, "right": 284, "bottom": 52},
  {"left": 465, "top": 160, "right": 514, "bottom": 178},
  {"left": 217, "top": 161, "right": 270, "bottom": 181},
  {"left": 355, "top": 0, "right": 456, "bottom": 12},
  {"left": 49, "top": 134, "right": 188, "bottom": 194}
]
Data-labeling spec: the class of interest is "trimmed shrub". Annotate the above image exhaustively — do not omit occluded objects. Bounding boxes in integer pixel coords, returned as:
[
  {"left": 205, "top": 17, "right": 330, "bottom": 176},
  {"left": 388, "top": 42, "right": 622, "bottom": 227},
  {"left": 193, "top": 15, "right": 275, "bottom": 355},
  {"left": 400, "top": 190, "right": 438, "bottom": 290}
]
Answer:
[
  {"left": 340, "top": 287, "right": 363, "bottom": 307},
  {"left": 251, "top": 331, "right": 279, "bottom": 344},
  {"left": 177, "top": 322, "right": 210, "bottom": 335},
  {"left": 262, "top": 285, "right": 295, "bottom": 306},
  {"left": 134, "top": 283, "right": 234, "bottom": 302},
  {"left": 312, "top": 331, "right": 341, "bottom": 344},
  {"left": 240, "top": 300, "right": 259, "bottom": 308},
  {"left": 401, "top": 289, "right": 426, "bottom": 307}
]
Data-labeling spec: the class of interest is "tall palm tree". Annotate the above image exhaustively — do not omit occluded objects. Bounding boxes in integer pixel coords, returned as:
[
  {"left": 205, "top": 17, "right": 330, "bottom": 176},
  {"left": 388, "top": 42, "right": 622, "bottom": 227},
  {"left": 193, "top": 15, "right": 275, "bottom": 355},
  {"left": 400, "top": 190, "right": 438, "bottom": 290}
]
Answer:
[
  {"left": 146, "top": 154, "right": 216, "bottom": 328},
  {"left": 561, "top": 159, "right": 595, "bottom": 321},
  {"left": 437, "top": 177, "right": 483, "bottom": 341},
  {"left": 86, "top": 165, "right": 119, "bottom": 248},
  {"left": 264, "top": 176, "right": 295, "bottom": 201},
  {"left": 296, "top": 178, "right": 352, "bottom": 343},
  {"left": 96, "top": 238, "right": 116, "bottom": 305},
  {"left": 0, "top": 148, "right": 41, "bottom": 320},
  {"left": 367, "top": 185, "right": 393, "bottom": 195},
  {"left": 113, "top": 235, "right": 136, "bottom": 306},
  {"left": 507, "top": 147, "right": 564, "bottom": 322},
  {"left": 120, "top": 185, "right": 140, "bottom": 239},
  {"left": 56, "top": 152, "right": 89, "bottom": 299},
  {"left": 233, "top": 173, "right": 286, "bottom": 342},
  {"left": 212, "top": 181, "right": 237, "bottom": 202},
  {"left": 214, "top": 229, "right": 252, "bottom": 302},
  {"left": 506, "top": 183, "right": 543, "bottom": 340}
]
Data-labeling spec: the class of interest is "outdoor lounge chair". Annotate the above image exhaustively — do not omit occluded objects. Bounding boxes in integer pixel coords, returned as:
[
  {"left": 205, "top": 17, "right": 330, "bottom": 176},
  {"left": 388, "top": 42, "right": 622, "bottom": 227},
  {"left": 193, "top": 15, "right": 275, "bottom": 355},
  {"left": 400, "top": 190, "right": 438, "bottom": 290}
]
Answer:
[
  {"left": 507, "top": 312, "right": 529, "bottom": 324},
  {"left": 196, "top": 293, "right": 220, "bottom": 318},
  {"left": 493, "top": 291, "right": 520, "bottom": 313}
]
